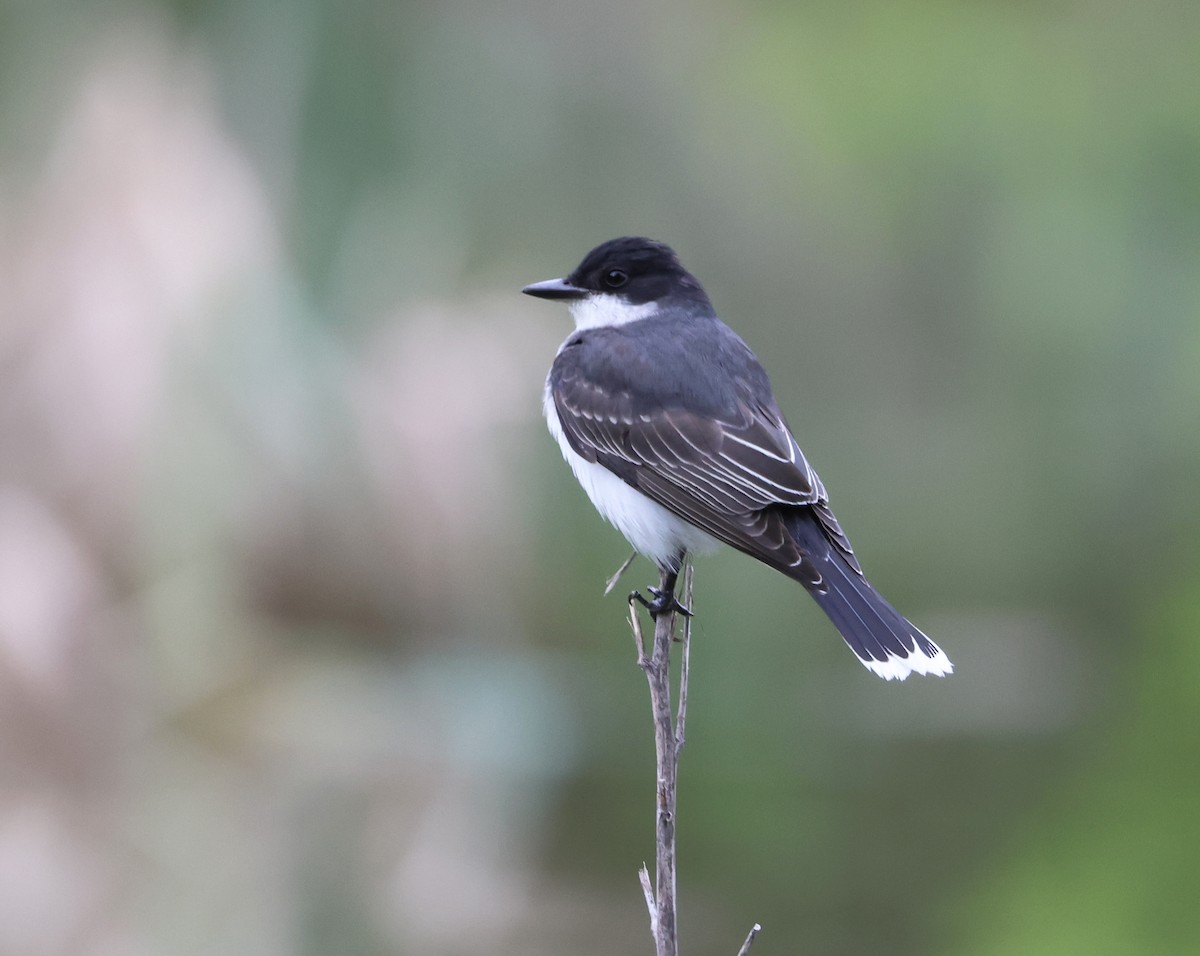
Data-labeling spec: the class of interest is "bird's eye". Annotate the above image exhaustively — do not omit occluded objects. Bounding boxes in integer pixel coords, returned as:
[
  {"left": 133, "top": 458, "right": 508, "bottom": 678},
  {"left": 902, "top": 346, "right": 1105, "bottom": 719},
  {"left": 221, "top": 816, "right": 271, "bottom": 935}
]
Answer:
[{"left": 603, "top": 269, "right": 628, "bottom": 289}]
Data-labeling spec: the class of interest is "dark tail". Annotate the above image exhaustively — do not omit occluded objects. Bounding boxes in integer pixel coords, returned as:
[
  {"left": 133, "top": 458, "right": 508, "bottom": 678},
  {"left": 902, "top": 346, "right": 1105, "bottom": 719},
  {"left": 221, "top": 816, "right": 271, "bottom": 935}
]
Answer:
[{"left": 786, "top": 509, "right": 952, "bottom": 681}]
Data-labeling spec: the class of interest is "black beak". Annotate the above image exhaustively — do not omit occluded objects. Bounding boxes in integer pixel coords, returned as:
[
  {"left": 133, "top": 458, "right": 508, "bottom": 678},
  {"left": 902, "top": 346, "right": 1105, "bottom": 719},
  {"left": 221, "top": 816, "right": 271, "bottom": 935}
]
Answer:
[{"left": 522, "top": 277, "right": 588, "bottom": 300}]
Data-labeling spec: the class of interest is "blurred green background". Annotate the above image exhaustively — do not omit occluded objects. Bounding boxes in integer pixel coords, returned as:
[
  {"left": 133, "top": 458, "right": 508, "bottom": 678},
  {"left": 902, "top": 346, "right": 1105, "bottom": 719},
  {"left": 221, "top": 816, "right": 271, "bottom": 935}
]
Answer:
[{"left": 1, "top": 1, "right": 1198, "bottom": 954}]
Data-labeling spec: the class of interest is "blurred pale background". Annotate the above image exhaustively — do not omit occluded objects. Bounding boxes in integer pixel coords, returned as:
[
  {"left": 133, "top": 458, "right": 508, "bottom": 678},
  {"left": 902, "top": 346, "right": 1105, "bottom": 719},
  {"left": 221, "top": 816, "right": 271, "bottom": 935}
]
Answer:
[{"left": 1, "top": 1, "right": 1198, "bottom": 954}]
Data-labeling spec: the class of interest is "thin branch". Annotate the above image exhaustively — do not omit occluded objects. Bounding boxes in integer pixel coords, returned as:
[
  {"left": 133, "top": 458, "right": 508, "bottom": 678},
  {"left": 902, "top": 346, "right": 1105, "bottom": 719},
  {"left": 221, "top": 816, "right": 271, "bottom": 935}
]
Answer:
[
  {"left": 638, "top": 863, "right": 657, "bottom": 935},
  {"left": 629, "top": 562, "right": 689, "bottom": 956},
  {"left": 648, "top": 576, "right": 680, "bottom": 956},
  {"left": 674, "top": 562, "right": 694, "bottom": 754},
  {"left": 605, "top": 551, "right": 639, "bottom": 595},
  {"left": 628, "top": 560, "right": 760, "bottom": 955},
  {"left": 630, "top": 599, "right": 649, "bottom": 667},
  {"left": 736, "top": 924, "right": 762, "bottom": 956}
]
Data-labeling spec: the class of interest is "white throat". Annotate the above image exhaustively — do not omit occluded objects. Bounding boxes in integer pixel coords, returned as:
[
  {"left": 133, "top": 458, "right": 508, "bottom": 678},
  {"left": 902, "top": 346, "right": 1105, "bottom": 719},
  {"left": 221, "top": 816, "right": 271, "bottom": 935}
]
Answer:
[{"left": 569, "top": 293, "right": 658, "bottom": 330}]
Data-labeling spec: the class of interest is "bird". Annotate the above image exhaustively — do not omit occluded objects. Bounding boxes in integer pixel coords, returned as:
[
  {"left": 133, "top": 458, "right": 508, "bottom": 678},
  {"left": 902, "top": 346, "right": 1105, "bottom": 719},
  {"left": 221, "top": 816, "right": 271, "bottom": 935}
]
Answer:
[{"left": 523, "top": 237, "right": 951, "bottom": 681}]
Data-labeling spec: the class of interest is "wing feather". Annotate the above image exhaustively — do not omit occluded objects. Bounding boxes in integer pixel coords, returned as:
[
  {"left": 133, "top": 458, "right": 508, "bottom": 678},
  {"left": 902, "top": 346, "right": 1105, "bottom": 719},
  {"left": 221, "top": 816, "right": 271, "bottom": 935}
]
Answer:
[{"left": 550, "top": 339, "right": 851, "bottom": 578}]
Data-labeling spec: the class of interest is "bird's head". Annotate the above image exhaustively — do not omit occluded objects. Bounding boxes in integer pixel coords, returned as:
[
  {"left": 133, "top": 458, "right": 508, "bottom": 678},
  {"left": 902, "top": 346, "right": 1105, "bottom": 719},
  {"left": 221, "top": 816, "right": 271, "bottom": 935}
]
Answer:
[{"left": 523, "top": 236, "right": 710, "bottom": 330}]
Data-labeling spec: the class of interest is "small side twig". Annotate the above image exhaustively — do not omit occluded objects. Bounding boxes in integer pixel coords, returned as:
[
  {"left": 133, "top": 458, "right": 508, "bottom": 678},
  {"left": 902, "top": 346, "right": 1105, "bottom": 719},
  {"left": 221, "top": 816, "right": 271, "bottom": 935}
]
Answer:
[
  {"left": 638, "top": 863, "right": 657, "bottom": 936},
  {"left": 736, "top": 923, "right": 763, "bottom": 956},
  {"left": 674, "top": 562, "right": 694, "bottom": 754},
  {"left": 605, "top": 551, "right": 639, "bottom": 595},
  {"left": 629, "top": 600, "right": 648, "bottom": 666}
]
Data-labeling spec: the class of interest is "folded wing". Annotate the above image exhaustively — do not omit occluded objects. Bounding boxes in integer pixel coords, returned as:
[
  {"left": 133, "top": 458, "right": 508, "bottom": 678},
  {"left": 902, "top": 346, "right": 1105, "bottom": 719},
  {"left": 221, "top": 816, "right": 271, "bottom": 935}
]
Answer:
[{"left": 550, "top": 342, "right": 862, "bottom": 587}]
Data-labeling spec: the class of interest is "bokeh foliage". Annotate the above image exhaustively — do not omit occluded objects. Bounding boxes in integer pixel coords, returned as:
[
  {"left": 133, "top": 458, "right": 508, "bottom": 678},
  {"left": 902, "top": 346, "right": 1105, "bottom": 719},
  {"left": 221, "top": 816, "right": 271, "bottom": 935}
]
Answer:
[{"left": 0, "top": 1, "right": 1197, "bottom": 954}]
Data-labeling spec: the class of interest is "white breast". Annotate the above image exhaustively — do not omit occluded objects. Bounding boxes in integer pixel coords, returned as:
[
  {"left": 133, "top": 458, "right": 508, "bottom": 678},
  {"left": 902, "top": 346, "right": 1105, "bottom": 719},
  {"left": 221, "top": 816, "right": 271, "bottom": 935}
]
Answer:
[{"left": 543, "top": 379, "right": 720, "bottom": 569}]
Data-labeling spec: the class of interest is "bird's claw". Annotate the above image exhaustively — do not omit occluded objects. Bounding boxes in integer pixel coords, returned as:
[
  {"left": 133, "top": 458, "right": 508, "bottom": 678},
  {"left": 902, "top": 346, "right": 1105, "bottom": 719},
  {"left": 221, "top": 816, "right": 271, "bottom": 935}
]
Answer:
[{"left": 629, "top": 586, "right": 692, "bottom": 620}]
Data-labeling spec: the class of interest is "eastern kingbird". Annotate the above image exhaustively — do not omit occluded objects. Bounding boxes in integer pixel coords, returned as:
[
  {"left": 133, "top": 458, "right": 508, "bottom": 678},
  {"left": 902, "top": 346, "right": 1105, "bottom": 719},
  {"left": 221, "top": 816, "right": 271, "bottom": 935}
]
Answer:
[{"left": 523, "top": 237, "right": 952, "bottom": 681}]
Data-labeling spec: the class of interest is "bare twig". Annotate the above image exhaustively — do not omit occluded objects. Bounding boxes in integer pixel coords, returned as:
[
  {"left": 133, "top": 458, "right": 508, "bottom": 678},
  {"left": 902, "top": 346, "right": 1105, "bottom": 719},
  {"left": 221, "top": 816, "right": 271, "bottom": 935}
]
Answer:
[
  {"left": 629, "top": 563, "right": 760, "bottom": 955},
  {"left": 638, "top": 864, "right": 657, "bottom": 935},
  {"left": 630, "top": 600, "right": 648, "bottom": 666},
  {"left": 674, "top": 562, "right": 694, "bottom": 754},
  {"left": 605, "top": 551, "right": 639, "bottom": 595},
  {"left": 631, "top": 562, "right": 693, "bottom": 956},
  {"left": 735, "top": 923, "right": 762, "bottom": 956}
]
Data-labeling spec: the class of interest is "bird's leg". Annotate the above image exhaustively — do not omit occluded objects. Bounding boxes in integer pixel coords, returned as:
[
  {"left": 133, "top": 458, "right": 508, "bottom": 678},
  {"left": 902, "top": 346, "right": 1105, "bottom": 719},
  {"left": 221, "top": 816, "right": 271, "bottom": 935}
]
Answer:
[{"left": 629, "top": 558, "right": 692, "bottom": 620}]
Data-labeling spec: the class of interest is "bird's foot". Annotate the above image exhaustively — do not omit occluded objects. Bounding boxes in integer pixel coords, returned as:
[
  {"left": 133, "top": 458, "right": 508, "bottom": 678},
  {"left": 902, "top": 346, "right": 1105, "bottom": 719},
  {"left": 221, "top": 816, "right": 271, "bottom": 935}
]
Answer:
[{"left": 629, "top": 586, "right": 692, "bottom": 620}]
